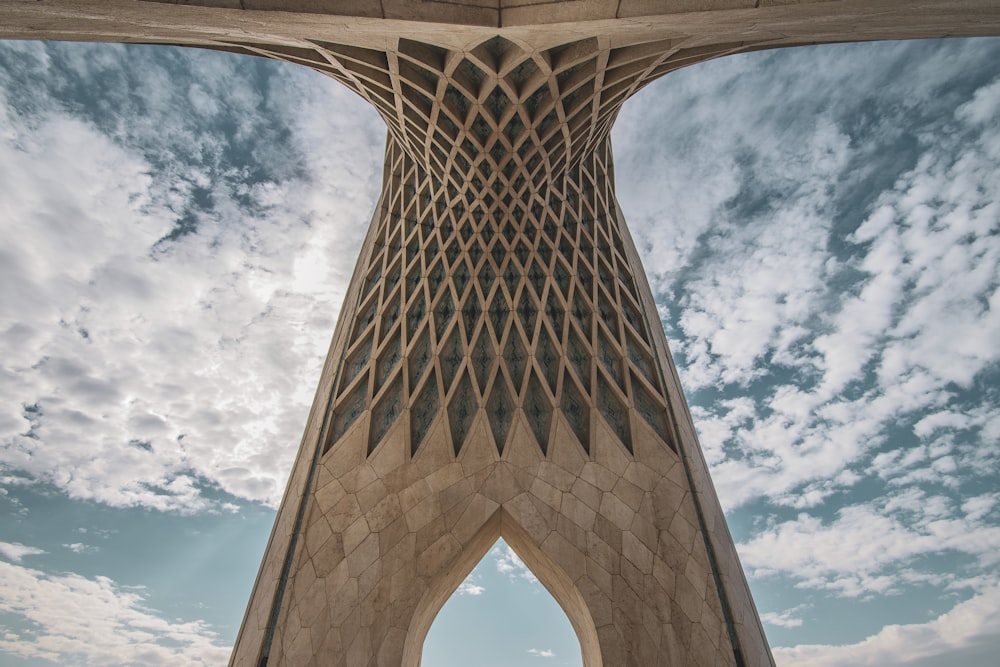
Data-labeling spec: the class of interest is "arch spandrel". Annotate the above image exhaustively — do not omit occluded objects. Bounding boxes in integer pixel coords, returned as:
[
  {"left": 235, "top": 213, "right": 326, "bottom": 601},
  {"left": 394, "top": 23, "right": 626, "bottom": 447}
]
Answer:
[{"left": 269, "top": 390, "right": 728, "bottom": 666}]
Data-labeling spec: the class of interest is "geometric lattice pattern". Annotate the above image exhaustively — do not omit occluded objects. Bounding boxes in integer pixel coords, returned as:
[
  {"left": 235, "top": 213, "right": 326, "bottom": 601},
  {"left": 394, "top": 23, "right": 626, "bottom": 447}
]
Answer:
[
  {"left": 325, "top": 136, "right": 675, "bottom": 459},
  {"left": 220, "top": 35, "right": 753, "bottom": 461},
  {"left": 329, "top": 132, "right": 672, "bottom": 455}
]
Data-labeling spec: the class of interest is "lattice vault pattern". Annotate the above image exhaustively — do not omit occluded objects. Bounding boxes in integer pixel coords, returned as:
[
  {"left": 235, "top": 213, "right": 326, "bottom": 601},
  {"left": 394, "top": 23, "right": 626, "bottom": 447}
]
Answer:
[{"left": 226, "top": 35, "right": 749, "bottom": 462}]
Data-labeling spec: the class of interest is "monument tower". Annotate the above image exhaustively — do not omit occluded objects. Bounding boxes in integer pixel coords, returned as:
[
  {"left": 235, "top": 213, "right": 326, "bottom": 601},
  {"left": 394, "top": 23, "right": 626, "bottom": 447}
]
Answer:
[{"left": 3, "top": 1, "right": 999, "bottom": 665}]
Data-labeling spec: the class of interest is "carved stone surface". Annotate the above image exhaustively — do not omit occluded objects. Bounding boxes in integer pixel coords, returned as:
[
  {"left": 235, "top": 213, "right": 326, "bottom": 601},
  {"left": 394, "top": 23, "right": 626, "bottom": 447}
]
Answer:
[{"left": 3, "top": 2, "right": 999, "bottom": 666}]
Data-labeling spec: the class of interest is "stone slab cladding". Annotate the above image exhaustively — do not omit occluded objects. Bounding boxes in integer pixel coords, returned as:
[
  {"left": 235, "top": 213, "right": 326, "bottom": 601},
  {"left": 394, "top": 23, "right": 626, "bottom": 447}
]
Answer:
[{"left": 3, "top": 2, "right": 999, "bottom": 666}]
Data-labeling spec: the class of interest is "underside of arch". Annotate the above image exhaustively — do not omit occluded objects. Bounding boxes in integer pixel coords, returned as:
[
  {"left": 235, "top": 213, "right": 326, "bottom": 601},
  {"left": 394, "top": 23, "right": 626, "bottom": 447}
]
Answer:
[{"left": 402, "top": 508, "right": 602, "bottom": 667}]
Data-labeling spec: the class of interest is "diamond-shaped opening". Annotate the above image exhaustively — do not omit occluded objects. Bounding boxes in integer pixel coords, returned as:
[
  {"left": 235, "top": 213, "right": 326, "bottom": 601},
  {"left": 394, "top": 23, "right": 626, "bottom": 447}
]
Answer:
[
  {"left": 537, "top": 237, "right": 553, "bottom": 268},
  {"left": 488, "top": 290, "right": 510, "bottom": 340},
  {"left": 480, "top": 218, "right": 495, "bottom": 246},
  {"left": 470, "top": 328, "right": 496, "bottom": 393},
  {"left": 485, "top": 377, "right": 514, "bottom": 455},
  {"left": 326, "top": 381, "right": 367, "bottom": 454},
  {"left": 515, "top": 288, "right": 538, "bottom": 342},
  {"left": 627, "top": 331, "right": 660, "bottom": 392},
  {"left": 445, "top": 239, "right": 461, "bottom": 269},
  {"left": 523, "top": 370, "right": 552, "bottom": 455},
  {"left": 352, "top": 292, "right": 379, "bottom": 344},
  {"left": 443, "top": 84, "right": 470, "bottom": 125},
  {"left": 526, "top": 257, "right": 547, "bottom": 300},
  {"left": 368, "top": 372, "right": 403, "bottom": 456},
  {"left": 577, "top": 260, "right": 594, "bottom": 298},
  {"left": 617, "top": 261, "right": 639, "bottom": 299},
  {"left": 565, "top": 324, "right": 591, "bottom": 394},
  {"left": 631, "top": 370, "right": 674, "bottom": 450},
  {"left": 407, "top": 290, "right": 427, "bottom": 341},
  {"left": 558, "top": 233, "right": 575, "bottom": 260},
  {"left": 380, "top": 290, "right": 402, "bottom": 336},
  {"left": 513, "top": 238, "right": 530, "bottom": 268},
  {"left": 620, "top": 291, "right": 645, "bottom": 338},
  {"left": 523, "top": 83, "right": 551, "bottom": 122},
  {"left": 503, "top": 111, "right": 525, "bottom": 144},
  {"left": 424, "top": 234, "right": 441, "bottom": 266},
  {"left": 596, "top": 328, "right": 625, "bottom": 393},
  {"left": 477, "top": 261, "right": 496, "bottom": 297},
  {"left": 455, "top": 58, "right": 485, "bottom": 97},
  {"left": 597, "top": 372, "right": 631, "bottom": 453},
  {"left": 535, "top": 323, "right": 560, "bottom": 395},
  {"left": 434, "top": 288, "right": 456, "bottom": 334},
  {"left": 596, "top": 256, "right": 614, "bottom": 292},
  {"left": 552, "top": 257, "right": 572, "bottom": 299},
  {"left": 501, "top": 260, "right": 520, "bottom": 298},
  {"left": 459, "top": 219, "right": 475, "bottom": 244},
  {"left": 596, "top": 287, "right": 620, "bottom": 337},
  {"left": 503, "top": 329, "right": 528, "bottom": 393},
  {"left": 375, "top": 330, "right": 402, "bottom": 387},
  {"left": 561, "top": 370, "right": 590, "bottom": 454},
  {"left": 544, "top": 294, "right": 566, "bottom": 341},
  {"left": 409, "top": 369, "right": 440, "bottom": 456},
  {"left": 501, "top": 220, "right": 518, "bottom": 245},
  {"left": 490, "top": 240, "right": 506, "bottom": 269},
  {"left": 461, "top": 290, "right": 483, "bottom": 344},
  {"left": 440, "top": 325, "right": 465, "bottom": 393},
  {"left": 453, "top": 257, "right": 471, "bottom": 298},
  {"left": 439, "top": 215, "right": 455, "bottom": 243},
  {"left": 570, "top": 293, "right": 591, "bottom": 336},
  {"left": 471, "top": 112, "right": 493, "bottom": 144},
  {"left": 408, "top": 326, "right": 433, "bottom": 389},
  {"left": 339, "top": 335, "right": 373, "bottom": 397},
  {"left": 364, "top": 262, "right": 383, "bottom": 298},
  {"left": 448, "top": 371, "right": 476, "bottom": 456},
  {"left": 406, "top": 232, "right": 421, "bottom": 268}
]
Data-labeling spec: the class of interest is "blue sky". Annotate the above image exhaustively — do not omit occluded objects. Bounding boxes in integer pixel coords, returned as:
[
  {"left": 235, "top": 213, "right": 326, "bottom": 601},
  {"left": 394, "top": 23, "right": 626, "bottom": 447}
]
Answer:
[{"left": 0, "top": 35, "right": 998, "bottom": 666}]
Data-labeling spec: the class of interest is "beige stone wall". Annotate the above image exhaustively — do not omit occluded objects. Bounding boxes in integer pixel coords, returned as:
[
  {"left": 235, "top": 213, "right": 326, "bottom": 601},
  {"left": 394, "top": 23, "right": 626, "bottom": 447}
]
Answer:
[{"left": 264, "top": 388, "right": 736, "bottom": 666}]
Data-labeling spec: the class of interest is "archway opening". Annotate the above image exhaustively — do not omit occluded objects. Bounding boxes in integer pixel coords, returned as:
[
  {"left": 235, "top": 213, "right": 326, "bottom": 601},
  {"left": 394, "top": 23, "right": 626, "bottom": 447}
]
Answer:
[{"left": 421, "top": 538, "right": 584, "bottom": 667}]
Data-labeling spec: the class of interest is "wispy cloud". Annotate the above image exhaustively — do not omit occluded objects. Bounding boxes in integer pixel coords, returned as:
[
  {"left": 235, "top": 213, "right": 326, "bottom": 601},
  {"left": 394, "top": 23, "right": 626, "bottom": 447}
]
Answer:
[
  {"left": 0, "top": 42, "right": 384, "bottom": 512},
  {"left": 0, "top": 542, "right": 45, "bottom": 563},
  {"left": 527, "top": 648, "right": 556, "bottom": 657},
  {"left": 456, "top": 576, "right": 485, "bottom": 596},
  {"left": 493, "top": 544, "right": 538, "bottom": 583},
  {"left": 774, "top": 585, "right": 1000, "bottom": 666},
  {"left": 0, "top": 557, "right": 229, "bottom": 666},
  {"left": 760, "top": 607, "right": 806, "bottom": 629}
]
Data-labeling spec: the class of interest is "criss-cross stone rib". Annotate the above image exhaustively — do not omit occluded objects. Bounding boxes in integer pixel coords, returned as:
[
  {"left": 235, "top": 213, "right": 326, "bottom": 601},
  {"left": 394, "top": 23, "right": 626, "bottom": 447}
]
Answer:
[{"left": 3, "top": 2, "right": 999, "bottom": 667}]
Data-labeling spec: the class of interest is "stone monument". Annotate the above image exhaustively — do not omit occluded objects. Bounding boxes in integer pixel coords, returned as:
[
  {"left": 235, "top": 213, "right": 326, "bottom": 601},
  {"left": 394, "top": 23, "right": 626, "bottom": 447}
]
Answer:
[{"left": 2, "top": 2, "right": 998, "bottom": 666}]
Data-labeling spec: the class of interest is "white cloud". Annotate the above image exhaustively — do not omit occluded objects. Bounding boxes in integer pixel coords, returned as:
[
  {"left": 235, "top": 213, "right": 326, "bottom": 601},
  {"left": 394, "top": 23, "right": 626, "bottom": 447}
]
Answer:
[
  {"left": 493, "top": 544, "right": 538, "bottom": 583},
  {"left": 0, "top": 558, "right": 229, "bottom": 666},
  {"left": 627, "top": 52, "right": 1000, "bottom": 512},
  {"left": 527, "top": 647, "right": 556, "bottom": 657},
  {"left": 0, "top": 542, "right": 45, "bottom": 563},
  {"left": 456, "top": 576, "right": 485, "bottom": 596},
  {"left": 760, "top": 605, "right": 807, "bottom": 629},
  {"left": 62, "top": 543, "right": 99, "bottom": 555},
  {"left": 739, "top": 498, "right": 1000, "bottom": 597},
  {"left": 774, "top": 586, "right": 1000, "bottom": 667},
  {"left": 0, "top": 43, "right": 384, "bottom": 511}
]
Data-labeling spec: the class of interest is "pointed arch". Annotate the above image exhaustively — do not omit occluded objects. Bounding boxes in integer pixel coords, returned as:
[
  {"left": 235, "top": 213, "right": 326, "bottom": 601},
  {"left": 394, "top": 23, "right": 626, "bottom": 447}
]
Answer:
[{"left": 402, "top": 508, "right": 603, "bottom": 667}]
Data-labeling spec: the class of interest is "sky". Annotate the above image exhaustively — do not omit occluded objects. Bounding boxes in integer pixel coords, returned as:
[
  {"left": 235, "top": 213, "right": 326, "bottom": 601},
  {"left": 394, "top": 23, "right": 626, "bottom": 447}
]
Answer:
[{"left": 0, "top": 33, "right": 997, "bottom": 667}]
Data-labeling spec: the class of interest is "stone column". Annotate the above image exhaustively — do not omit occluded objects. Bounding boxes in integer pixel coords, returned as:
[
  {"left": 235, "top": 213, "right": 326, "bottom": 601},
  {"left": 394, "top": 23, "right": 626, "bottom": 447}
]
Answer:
[{"left": 231, "top": 35, "right": 773, "bottom": 667}]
